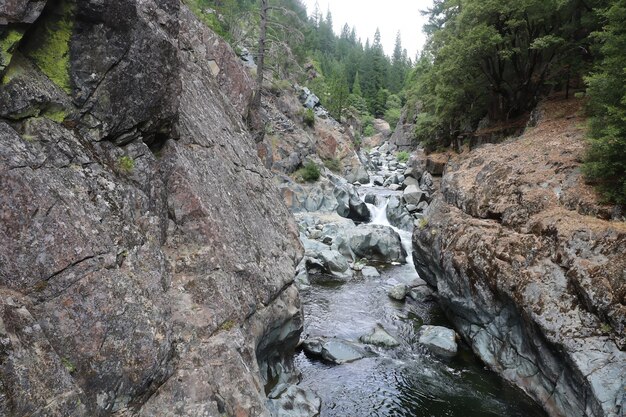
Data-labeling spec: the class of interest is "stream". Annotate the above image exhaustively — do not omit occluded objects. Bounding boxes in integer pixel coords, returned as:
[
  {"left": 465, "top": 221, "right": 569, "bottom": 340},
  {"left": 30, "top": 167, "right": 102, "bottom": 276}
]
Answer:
[{"left": 294, "top": 184, "right": 548, "bottom": 417}]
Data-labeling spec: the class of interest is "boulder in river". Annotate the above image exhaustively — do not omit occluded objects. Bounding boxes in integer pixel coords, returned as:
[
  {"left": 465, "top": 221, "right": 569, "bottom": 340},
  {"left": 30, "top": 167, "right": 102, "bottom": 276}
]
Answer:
[
  {"left": 386, "top": 195, "right": 413, "bottom": 231},
  {"left": 334, "top": 224, "right": 406, "bottom": 263},
  {"left": 418, "top": 326, "right": 458, "bottom": 357},
  {"left": 403, "top": 184, "right": 426, "bottom": 206},
  {"left": 267, "top": 384, "right": 321, "bottom": 417},
  {"left": 303, "top": 337, "right": 365, "bottom": 364},
  {"left": 361, "top": 266, "right": 380, "bottom": 279},
  {"left": 360, "top": 324, "right": 400, "bottom": 348},
  {"left": 334, "top": 184, "right": 370, "bottom": 222},
  {"left": 388, "top": 284, "right": 409, "bottom": 301}
]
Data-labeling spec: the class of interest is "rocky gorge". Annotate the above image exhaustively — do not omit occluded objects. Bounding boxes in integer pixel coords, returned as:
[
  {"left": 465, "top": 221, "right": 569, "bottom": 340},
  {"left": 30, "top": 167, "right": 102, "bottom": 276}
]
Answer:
[{"left": 1, "top": 1, "right": 625, "bottom": 417}]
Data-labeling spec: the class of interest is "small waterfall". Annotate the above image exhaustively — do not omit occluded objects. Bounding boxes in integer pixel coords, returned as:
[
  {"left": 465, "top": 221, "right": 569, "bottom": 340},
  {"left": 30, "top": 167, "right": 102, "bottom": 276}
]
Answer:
[
  {"left": 365, "top": 194, "right": 418, "bottom": 280},
  {"left": 366, "top": 199, "right": 391, "bottom": 227}
]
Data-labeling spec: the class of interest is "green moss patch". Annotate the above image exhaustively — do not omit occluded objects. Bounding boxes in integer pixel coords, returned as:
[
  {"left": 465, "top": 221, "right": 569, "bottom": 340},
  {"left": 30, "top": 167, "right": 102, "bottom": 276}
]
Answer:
[
  {"left": 22, "top": 0, "right": 75, "bottom": 94},
  {"left": 0, "top": 28, "right": 25, "bottom": 74}
]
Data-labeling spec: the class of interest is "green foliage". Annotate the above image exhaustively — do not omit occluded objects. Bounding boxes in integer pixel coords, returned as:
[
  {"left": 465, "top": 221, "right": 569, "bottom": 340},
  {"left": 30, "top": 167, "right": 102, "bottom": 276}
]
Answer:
[
  {"left": 396, "top": 151, "right": 409, "bottom": 163},
  {"left": 407, "top": 0, "right": 603, "bottom": 149},
  {"left": 323, "top": 158, "right": 342, "bottom": 172},
  {"left": 384, "top": 94, "right": 402, "bottom": 127},
  {"left": 296, "top": 162, "right": 321, "bottom": 182},
  {"left": 417, "top": 217, "right": 429, "bottom": 230},
  {"left": 583, "top": 0, "right": 626, "bottom": 204},
  {"left": 23, "top": 0, "right": 74, "bottom": 93},
  {"left": 61, "top": 357, "right": 76, "bottom": 374},
  {"left": 363, "top": 125, "right": 375, "bottom": 137},
  {"left": 303, "top": 108, "right": 315, "bottom": 127},
  {"left": 269, "top": 78, "right": 292, "bottom": 95},
  {"left": 118, "top": 156, "right": 135, "bottom": 173}
]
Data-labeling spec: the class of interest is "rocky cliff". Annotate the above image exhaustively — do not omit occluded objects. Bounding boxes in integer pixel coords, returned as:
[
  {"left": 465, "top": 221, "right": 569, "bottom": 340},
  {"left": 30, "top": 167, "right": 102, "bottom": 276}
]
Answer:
[
  {"left": 0, "top": 1, "right": 303, "bottom": 416},
  {"left": 412, "top": 98, "right": 625, "bottom": 417}
]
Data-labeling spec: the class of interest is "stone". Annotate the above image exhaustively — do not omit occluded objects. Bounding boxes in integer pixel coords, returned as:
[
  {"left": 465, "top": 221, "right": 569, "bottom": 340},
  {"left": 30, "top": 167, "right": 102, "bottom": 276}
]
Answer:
[
  {"left": 302, "top": 337, "right": 365, "bottom": 364},
  {"left": 267, "top": 385, "right": 321, "bottom": 417},
  {"left": 385, "top": 195, "right": 414, "bottom": 231},
  {"left": 388, "top": 284, "right": 409, "bottom": 301},
  {"left": 420, "top": 171, "right": 435, "bottom": 193},
  {"left": 360, "top": 324, "right": 400, "bottom": 348},
  {"left": 317, "top": 250, "right": 353, "bottom": 280},
  {"left": 403, "top": 176, "right": 420, "bottom": 188},
  {"left": 418, "top": 326, "right": 458, "bottom": 357},
  {"left": 388, "top": 184, "right": 402, "bottom": 191},
  {"left": 320, "top": 340, "right": 365, "bottom": 364},
  {"left": 334, "top": 184, "right": 370, "bottom": 222},
  {"left": 334, "top": 224, "right": 406, "bottom": 263},
  {"left": 361, "top": 266, "right": 380, "bottom": 279},
  {"left": 403, "top": 184, "right": 426, "bottom": 206}
]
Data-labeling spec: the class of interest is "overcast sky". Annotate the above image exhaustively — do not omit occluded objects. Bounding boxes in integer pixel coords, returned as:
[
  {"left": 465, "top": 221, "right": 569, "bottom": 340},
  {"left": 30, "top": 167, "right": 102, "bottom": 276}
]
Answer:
[{"left": 301, "top": 0, "right": 433, "bottom": 59}]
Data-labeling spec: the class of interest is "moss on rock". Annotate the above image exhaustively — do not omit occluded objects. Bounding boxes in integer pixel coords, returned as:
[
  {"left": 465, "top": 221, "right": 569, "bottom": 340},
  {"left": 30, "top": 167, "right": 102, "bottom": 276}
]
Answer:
[
  {"left": 22, "top": 0, "right": 75, "bottom": 94},
  {"left": 0, "top": 28, "right": 25, "bottom": 75}
]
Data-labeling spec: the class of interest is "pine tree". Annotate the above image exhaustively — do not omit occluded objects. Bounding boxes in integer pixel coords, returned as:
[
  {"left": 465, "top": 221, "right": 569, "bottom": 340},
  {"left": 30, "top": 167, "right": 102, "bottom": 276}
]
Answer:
[{"left": 583, "top": 0, "right": 626, "bottom": 203}]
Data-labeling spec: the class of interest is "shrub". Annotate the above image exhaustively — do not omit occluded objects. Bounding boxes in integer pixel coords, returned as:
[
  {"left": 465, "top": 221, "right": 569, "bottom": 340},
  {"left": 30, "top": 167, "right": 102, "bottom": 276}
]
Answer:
[
  {"left": 363, "top": 125, "right": 375, "bottom": 137},
  {"left": 303, "top": 108, "right": 315, "bottom": 127},
  {"left": 297, "top": 162, "right": 320, "bottom": 182},
  {"left": 396, "top": 151, "right": 409, "bottom": 163},
  {"left": 323, "top": 158, "right": 342, "bottom": 173}
]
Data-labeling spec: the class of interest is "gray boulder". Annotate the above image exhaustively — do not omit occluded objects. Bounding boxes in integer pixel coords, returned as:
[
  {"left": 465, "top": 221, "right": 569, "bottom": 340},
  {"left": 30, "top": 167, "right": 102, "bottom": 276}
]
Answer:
[
  {"left": 267, "top": 385, "right": 321, "bottom": 417},
  {"left": 334, "top": 224, "right": 406, "bottom": 263},
  {"left": 303, "top": 338, "right": 365, "bottom": 364},
  {"left": 317, "top": 250, "right": 352, "bottom": 280},
  {"left": 403, "top": 176, "right": 420, "bottom": 188},
  {"left": 418, "top": 326, "right": 458, "bottom": 357},
  {"left": 361, "top": 266, "right": 380, "bottom": 279},
  {"left": 388, "top": 284, "right": 409, "bottom": 301},
  {"left": 360, "top": 324, "right": 400, "bottom": 348},
  {"left": 420, "top": 171, "right": 435, "bottom": 193},
  {"left": 403, "top": 184, "right": 426, "bottom": 206},
  {"left": 385, "top": 196, "right": 413, "bottom": 231},
  {"left": 334, "top": 184, "right": 370, "bottom": 222}
]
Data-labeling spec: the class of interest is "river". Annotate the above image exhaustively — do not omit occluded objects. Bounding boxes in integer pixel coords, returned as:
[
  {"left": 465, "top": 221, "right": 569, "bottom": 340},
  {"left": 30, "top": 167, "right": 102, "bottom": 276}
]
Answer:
[{"left": 294, "top": 185, "right": 548, "bottom": 417}]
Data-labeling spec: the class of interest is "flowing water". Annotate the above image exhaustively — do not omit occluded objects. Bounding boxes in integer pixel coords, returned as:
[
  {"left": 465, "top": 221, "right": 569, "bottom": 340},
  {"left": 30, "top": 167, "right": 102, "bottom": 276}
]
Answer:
[{"left": 296, "top": 186, "right": 548, "bottom": 417}]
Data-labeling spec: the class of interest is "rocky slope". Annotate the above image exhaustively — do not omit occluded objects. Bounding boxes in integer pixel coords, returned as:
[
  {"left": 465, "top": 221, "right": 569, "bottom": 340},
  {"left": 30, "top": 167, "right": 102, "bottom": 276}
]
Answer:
[
  {"left": 412, "top": 98, "right": 626, "bottom": 417},
  {"left": 0, "top": 1, "right": 304, "bottom": 416}
]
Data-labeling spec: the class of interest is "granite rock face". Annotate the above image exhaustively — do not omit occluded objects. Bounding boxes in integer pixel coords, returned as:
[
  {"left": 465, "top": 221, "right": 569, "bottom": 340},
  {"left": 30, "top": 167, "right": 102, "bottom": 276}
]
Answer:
[
  {"left": 0, "top": 2, "right": 302, "bottom": 416},
  {"left": 413, "top": 100, "right": 625, "bottom": 417}
]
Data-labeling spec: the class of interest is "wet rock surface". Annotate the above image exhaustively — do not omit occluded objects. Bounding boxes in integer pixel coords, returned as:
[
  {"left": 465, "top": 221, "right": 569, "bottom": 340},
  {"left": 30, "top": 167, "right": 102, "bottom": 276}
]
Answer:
[
  {"left": 413, "top": 100, "right": 626, "bottom": 417},
  {"left": 418, "top": 325, "right": 458, "bottom": 357}
]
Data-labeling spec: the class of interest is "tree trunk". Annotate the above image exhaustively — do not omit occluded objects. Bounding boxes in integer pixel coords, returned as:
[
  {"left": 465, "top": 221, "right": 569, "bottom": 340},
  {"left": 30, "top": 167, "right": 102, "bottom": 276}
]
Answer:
[{"left": 252, "top": 0, "right": 268, "bottom": 111}]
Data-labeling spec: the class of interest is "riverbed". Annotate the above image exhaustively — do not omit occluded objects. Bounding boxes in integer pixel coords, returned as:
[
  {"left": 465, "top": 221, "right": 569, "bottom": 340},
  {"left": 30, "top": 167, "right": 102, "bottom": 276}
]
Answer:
[{"left": 295, "top": 187, "right": 548, "bottom": 417}]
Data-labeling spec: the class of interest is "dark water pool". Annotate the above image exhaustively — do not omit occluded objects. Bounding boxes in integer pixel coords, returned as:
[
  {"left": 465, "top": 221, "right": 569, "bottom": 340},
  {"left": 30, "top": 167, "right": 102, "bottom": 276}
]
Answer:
[{"left": 295, "top": 274, "right": 548, "bottom": 417}]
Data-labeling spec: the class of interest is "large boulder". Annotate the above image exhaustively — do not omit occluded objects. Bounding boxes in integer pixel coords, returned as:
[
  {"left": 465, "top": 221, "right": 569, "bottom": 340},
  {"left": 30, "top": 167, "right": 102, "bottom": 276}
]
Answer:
[
  {"left": 403, "top": 184, "right": 426, "bottom": 206},
  {"left": 385, "top": 195, "right": 413, "bottom": 231},
  {"left": 334, "top": 183, "right": 370, "bottom": 222},
  {"left": 334, "top": 224, "right": 406, "bottom": 263},
  {"left": 360, "top": 324, "right": 400, "bottom": 348},
  {"left": 418, "top": 326, "right": 458, "bottom": 357},
  {"left": 0, "top": 0, "right": 46, "bottom": 24},
  {"left": 302, "top": 338, "right": 366, "bottom": 365},
  {"left": 267, "top": 385, "right": 321, "bottom": 417}
]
